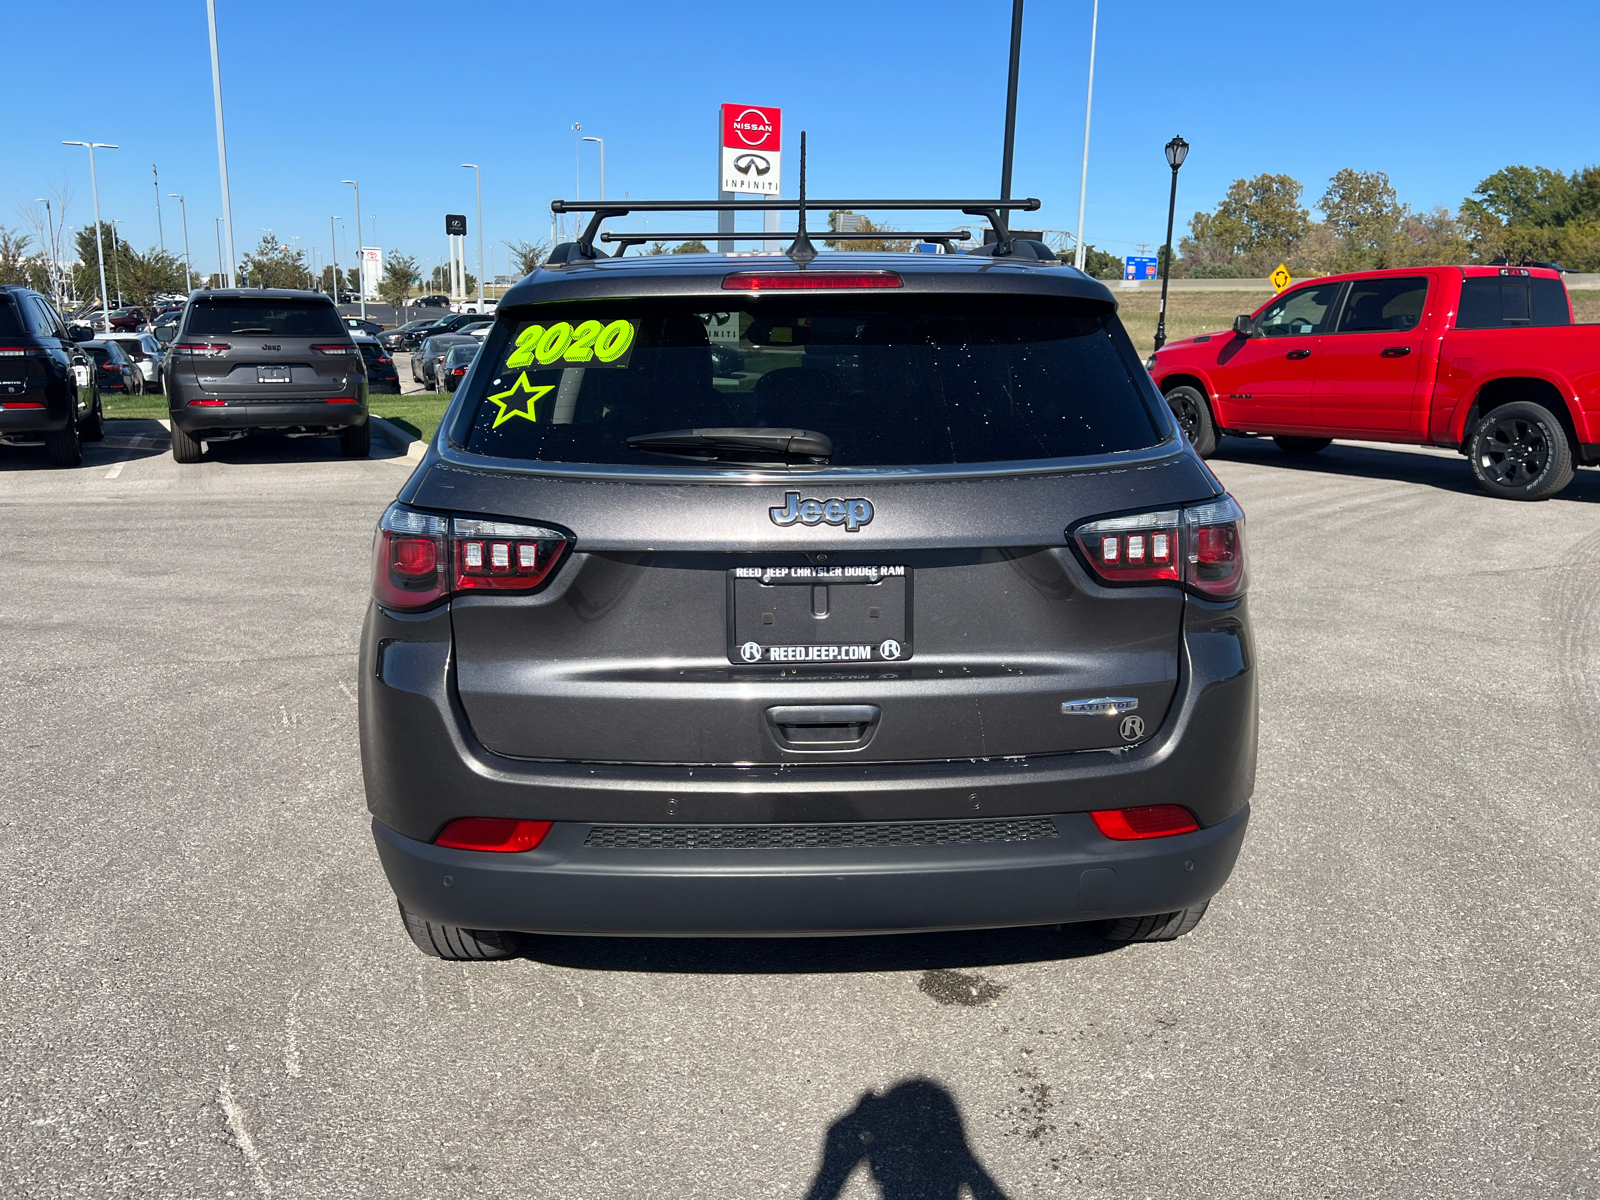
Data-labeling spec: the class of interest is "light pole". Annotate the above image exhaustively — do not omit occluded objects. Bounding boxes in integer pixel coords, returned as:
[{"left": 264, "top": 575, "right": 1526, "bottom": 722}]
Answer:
[
  {"left": 34, "top": 198, "right": 57, "bottom": 307},
  {"left": 111, "top": 221, "right": 126, "bottom": 306},
  {"left": 341, "top": 180, "right": 365, "bottom": 320},
  {"left": 461, "top": 163, "right": 484, "bottom": 306},
  {"left": 170, "top": 193, "right": 193, "bottom": 292},
  {"left": 1153, "top": 135, "right": 1190, "bottom": 353},
  {"left": 204, "top": 0, "right": 235, "bottom": 289},
  {"left": 580, "top": 137, "right": 605, "bottom": 201},
  {"left": 1073, "top": 0, "right": 1100, "bottom": 271},
  {"left": 214, "top": 217, "right": 224, "bottom": 288},
  {"left": 152, "top": 164, "right": 165, "bottom": 251},
  {"left": 330, "top": 215, "right": 341, "bottom": 306},
  {"left": 62, "top": 141, "right": 116, "bottom": 333}
]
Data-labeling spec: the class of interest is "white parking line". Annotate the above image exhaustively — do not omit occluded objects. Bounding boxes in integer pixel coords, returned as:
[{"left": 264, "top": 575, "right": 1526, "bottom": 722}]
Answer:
[{"left": 104, "top": 435, "right": 149, "bottom": 480}]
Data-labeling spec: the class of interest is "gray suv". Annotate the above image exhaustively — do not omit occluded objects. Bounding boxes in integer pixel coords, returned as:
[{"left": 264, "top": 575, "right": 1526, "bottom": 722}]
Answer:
[
  {"left": 360, "top": 199, "right": 1256, "bottom": 959},
  {"left": 165, "top": 289, "right": 369, "bottom": 462}
]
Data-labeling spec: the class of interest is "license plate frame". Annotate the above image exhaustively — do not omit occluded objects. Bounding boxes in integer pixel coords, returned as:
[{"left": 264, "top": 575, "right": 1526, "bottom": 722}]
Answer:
[
  {"left": 257, "top": 365, "right": 291, "bottom": 384},
  {"left": 727, "top": 564, "right": 912, "bottom": 665}
]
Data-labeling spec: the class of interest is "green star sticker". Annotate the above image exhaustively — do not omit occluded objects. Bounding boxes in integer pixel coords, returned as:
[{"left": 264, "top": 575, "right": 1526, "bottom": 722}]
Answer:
[{"left": 485, "top": 373, "right": 555, "bottom": 428}]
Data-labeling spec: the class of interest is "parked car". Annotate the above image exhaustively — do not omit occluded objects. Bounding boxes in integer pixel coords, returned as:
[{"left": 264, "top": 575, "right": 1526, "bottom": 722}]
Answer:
[
  {"left": 410, "top": 294, "right": 450, "bottom": 309},
  {"left": 0, "top": 285, "right": 102, "bottom": 467},
  {"left": 440, "top": 340, "right": 478, "bottom": 392},
  {"left": 343, "top": 316, "right": 384, "bottom": 336},
  {"left": 454, "top": 297, "right": 498, "bottom": 315},
  {"left": 1148, "top": 264, "right": 1600, "bottom": 500},
  {"left": 105, "top": 333, "right": 166, "bottom": 392},
  {"left": 355, "top": 334, "right": 400, "bottom": 393},
  {"left": 399, "top": 313, "right": 484, "bottom": 351},
  {"left": 414, "top": 334, "right": 475, "bottom": 389},
  {"left": 360, "top": 220, "right": 1255, "bottom": 957},
  {"left": 380, "top": 319, "right": 436, "bottom": 352},
  {"left": 84, "top": 340, "right": 142, "bottom": 395},
  {"left": 106, "top": 307, "right": 146, "bottom": 332},
  {"left": 164, "top": 288, "right": 369, "bottom": 463},
  {"left": 455, "top": 320, "right": 493, "bottom": 339}
]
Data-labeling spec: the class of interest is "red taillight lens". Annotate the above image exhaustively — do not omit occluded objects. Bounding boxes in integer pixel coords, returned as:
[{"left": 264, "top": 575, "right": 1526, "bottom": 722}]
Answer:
[
  {"left": 1071, "top": 495, "right": 1246, "bottom": 599},
  {"left": 373, "top": 504, "right": 570, "bottom": 611},
  {"left": 1, "top": 401, "right": 45, "bottom": 409},
  {"left": 173, "top": 342, "right": 232, "bottom": 356},
  {"left": 187, "top": 399, "right": 227, "bottom": 406},
  {"left": 1089, "top": 805, "right": 1199, "bottom": 840},
  {"left": 723, "top": 271, "right": 903, "bottom": 291},
  {"left": 312, "top": 344, "right": 358, "bottom": 356},
  {"left": 325, "top": 397, "right": 359, "bottom": 403},
  {"left": 435, "top": 817, "right": 553, "bottom": 852}
]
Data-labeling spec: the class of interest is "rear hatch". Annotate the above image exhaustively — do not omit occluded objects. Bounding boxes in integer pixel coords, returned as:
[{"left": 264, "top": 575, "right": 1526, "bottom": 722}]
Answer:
[
  {"left": 174, "top": 295, "right": 358, "bottom": 400},
  {"left": 418, "top": 284, "right": 1215, "bottom": 765}
]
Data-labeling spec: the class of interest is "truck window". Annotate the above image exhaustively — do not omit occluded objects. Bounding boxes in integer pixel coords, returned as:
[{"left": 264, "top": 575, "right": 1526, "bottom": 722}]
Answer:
[
  {"left": 1456, "top": 277, "right": 1571, "bottom": 329},
  {"left": 1257, "top": 284, "right": 1342, "bottom": 337},
  {"left": 1335, "top": 277, "right": 1428, "bottom": 333}
]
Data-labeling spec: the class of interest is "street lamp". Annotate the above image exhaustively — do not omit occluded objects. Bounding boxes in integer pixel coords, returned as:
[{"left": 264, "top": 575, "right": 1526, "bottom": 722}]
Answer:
[
  {"left": 62, "top": 141, "right": 117, "bottom": 334},
  {"left": 34, "top": 198, "right": 57, "bottom": 306},
  {"left": 1153, "top": 135, "right": 1190, "bottom": 352},
  {"left": 580, "top": 137, "right": 605, "bottom": 201},
  {"left": 110, "top": 220, "right": 126, "bottom": 311},
  {"left": 341, "top": 180, "right": 365, "bottom": 320},
  {"left": 169, "top": 193, "right": 193, "bottom": 292},
  {"left": 461, "top": 164, "right": 484, "bottom": 306},
  {"left": 214, "top": 218, "right": 225, "bottom": 288},
  {"left": 329, "top": 216, "right": 342, "bottom": 307},
  {"left": 1073, "top": 0, "right": 1100, "bottom": 271},
  {"left": 205, "top": 0, "right": 236, "bottom": 286}
]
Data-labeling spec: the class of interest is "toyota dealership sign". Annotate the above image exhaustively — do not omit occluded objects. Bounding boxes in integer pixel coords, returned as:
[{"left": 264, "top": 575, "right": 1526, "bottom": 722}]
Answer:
[{"left": 720, "top": 103, "right": 781, "bottom": 195}]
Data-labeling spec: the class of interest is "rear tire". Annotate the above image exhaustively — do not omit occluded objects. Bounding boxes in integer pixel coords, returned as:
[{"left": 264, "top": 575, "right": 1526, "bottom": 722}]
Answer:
[
  {"left": 1467, "top": 400, "right": 1574, "bottom": 500},
  {"left": 1273, "top": 436, "right": 1331, "bottom": 455},
  {"left": 340, "top": 421, "right": 371, "bottom": 458},
  {"left": 399, "top": 904, "right": 524, "bottom": 961},
  {"left": 1097, "top": 901, "right": 1209, "bottom": 942},
  {"left": 45, "top": 415, "right": 82, "bottom": 468},
  {"left": 1164, "top": 385, "right": 1218, "bottom": 457},
  {"left": 79, "top": 395, "right": 105, "bottom": 443},
  {"left": 170, "top": 421, "right": 204, "bottom": 464}
]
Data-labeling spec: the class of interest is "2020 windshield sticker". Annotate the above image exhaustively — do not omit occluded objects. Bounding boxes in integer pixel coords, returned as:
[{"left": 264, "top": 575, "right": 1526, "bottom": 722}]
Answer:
[
  {"left": 504, "top": 319, "right": 639, "bottom": 370},
  {"left": 486, "top": 374, "right": 555, "bottom": 428}
]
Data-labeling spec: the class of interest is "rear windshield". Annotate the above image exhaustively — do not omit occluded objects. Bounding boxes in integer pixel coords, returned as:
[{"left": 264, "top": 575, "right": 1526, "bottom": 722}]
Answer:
[
  {"left": 87, "top": 347, "right": 113, "bottom": 364},
  {"left": 184, "top": 298, "right": 345, "bottom": 338},
  {"left": 456, "top": 297, "right": 1162, "bottom": 467},
  {"left": 447, "top": 344, "right": 478, "bottom": 362},
  {"left": 0, "top": 296, "right": 23, "bottom": 337},
  {"left": 357, "top": 342, "right": 384, "bottom": 362},
  {"left": 1456, "top": 277, "right": 1570, "bottom": 329}
]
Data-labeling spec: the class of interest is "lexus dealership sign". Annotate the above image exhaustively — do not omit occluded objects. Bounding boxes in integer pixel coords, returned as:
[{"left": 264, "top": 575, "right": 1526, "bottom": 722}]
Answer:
[{"left": 720, "top": 103, "right": 781, "bottom": 195}]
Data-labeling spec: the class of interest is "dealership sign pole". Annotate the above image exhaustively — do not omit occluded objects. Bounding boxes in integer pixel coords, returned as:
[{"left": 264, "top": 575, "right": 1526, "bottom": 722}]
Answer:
[{"left": 717, "top": 104, "right": 782, "bottom": 252}]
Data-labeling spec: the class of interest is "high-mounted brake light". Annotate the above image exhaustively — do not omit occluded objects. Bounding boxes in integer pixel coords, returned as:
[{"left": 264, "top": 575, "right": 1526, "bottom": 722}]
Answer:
[
  {"left": 722, "top": 271, "right": 903, "bottom": 291},
  {"left": 1090, "top": 805, "right": 1199, "bottom": 840},
  {"left": 373, "top": 503, "right": 572, "bottom": 611},
  {"left": 1071, "top": 495, "right": 1246, "bottom": 599},
  {"left": 435, "top": 817, "right": 553, "bottom": 852}
]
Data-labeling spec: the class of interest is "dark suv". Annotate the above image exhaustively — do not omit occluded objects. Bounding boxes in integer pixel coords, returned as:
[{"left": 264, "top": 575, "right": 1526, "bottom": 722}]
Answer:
[
  {"left": 0, "top": 285, "right": 102, "bottom": 467},
  {"left": 165, "top": 289, "right": 369, "bottom": 463},
  {"left": 360, "top": 199, "right": 1256, "bottom": 960}
]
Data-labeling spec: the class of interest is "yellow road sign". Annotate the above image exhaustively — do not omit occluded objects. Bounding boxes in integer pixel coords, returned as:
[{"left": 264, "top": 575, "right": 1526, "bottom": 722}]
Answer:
[{"left": 1271, "top": 263, "right": 1293, "bottom": 292}]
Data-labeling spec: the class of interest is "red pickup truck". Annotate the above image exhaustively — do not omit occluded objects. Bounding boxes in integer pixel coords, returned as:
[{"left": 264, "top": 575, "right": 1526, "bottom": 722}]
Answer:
[{"left": 1147, "top": 265, "right": 1600, "bottom": 499}]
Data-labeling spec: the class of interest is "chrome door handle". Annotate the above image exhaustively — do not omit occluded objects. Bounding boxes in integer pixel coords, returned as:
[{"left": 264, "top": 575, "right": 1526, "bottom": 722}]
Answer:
[
  {"left": 1381, "top": 346, "right": 1412, "bottom": 358},
  {"left": 1285, "top": 349, "right": 1312, "bottom": 360}
]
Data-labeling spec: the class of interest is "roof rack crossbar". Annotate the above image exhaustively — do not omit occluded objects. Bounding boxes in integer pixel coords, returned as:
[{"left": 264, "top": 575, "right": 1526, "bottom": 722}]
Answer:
[{"left": 597, "top": 230, "right": 975, "bottom": 243}]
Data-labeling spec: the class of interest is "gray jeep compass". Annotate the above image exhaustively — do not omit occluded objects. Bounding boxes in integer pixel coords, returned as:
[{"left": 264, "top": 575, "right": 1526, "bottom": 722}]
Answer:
[
  {"left": 165, "top": 289, "right": 369, "bottom": 462},
  {"left": 360, "top": 194, "right": 1255, "bottom": 959}
]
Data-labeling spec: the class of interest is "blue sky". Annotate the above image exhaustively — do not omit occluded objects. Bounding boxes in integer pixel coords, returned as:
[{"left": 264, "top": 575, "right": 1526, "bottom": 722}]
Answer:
[{"left": 8, "top": 0, "right": 1598, "bottom": 278}]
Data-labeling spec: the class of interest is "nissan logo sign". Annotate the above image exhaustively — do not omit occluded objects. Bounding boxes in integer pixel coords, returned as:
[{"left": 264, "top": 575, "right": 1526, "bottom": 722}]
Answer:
[{"left": 732, "top": 108, "right": 775, "bottom": 147}]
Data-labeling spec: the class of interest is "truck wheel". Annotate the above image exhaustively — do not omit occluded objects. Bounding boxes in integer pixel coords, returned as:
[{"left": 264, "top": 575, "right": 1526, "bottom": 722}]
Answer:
[
  {"left": 1097, "top": 901, "right": 1209, "bottom": 942},
  {"left": 1468, "top": 401, "right": 1574, "bottom": 500},
  {"left": 1273, "top": 436, "right": 1331, "bottom": 455},
  {"left": 399, "top": 904, "right": 524, "bottom": 960},
  {"left": 340, "top": 421, "right": 371, "bottom": 458},
  {"left": 79, "top": 395, "right": 105, "bottom": 443},
  {"left": 170, "top": 422, "right": 204, "bottom": 464},
  {"left": 1164, "top": 386, "right": 1218, "bottom": 457},
  {"left": 45, "top": 416, "right": 83, "bottom": 468}
]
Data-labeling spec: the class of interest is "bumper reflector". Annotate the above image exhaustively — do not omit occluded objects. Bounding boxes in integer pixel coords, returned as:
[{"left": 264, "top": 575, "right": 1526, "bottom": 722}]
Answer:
[
  {"left": 435, "top": 817, "right": 553, "bottom": 852},
  {"left": 1089, "top": 805, "right": 1199, "bottom": 840}
]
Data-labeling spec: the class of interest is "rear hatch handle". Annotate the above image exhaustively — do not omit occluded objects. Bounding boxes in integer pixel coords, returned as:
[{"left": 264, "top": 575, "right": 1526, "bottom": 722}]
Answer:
[{"left": 765, "top": 704, "right": 881, "bottom": 751}]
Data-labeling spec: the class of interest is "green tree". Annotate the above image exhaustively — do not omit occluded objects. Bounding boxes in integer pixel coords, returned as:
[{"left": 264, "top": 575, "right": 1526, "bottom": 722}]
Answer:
[
  {"left": 0, "top": 226, "right": 48, "bottom": 290},
  {"left": 671, "top": 240, "right": 709, "bottom": 254},
  {"left": 428, "top": 264, "right": 475, "bottom": 293},
  {"left": 1078, "top": 244, "right": 1123, "bottom": 279},
  {"left": 318, "top": 264, "right": 359, "bottom": 295},
  {"left": 121, "top": 247, "right": 188, "bottom": 314},
  {"left": 503, "top": 239, "right": 546, "bottom": 276},
  {"left": 380, "top": 252, "right": 420, "bottom": 307},
  {"left": 1318, "top": 169, "right": 1406, "bottom": 266},
  {"left": 238, "top": 233, "right": 310, "bottom": 289},
  {"left": 1181, "top": 173, "right": 1310, "bottom": 272},
  {"left": 823, "top": 213, "right": 909, "bottom": 253}
]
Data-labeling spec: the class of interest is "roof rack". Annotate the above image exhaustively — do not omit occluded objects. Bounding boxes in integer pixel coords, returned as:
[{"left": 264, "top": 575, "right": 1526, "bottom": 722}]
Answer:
[{"left": 548, "top": 128, "right": 1041, "bottom": 263}]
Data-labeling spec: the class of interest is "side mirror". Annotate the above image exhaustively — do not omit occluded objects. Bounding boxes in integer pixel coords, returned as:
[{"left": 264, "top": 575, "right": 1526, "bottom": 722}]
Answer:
[{"left": 1232, "top": 314, "right": 1255, "bottom": 338}]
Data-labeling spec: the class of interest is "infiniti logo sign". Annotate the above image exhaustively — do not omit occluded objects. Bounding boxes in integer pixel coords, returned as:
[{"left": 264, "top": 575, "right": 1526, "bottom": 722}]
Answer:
[
  {"left": 733, "top": 153, "right": 771, "bottom": 177},
  {"left": 770, "top": 492, "right": 873, "bottom": 533}
]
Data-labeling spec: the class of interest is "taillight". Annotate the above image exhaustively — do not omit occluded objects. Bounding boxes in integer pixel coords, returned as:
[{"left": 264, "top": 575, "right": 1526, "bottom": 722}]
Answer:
[
  {"left": 1089, "top": 805, "right": 1199, "bottom": 840},
  {"left": 723, "top": 271, "right": 903, "bottom": 291},
  {"left": 1071, "top": 494, "right": 1246, "bottom": 599},
  {"left": 1, "top": 401, "right": 45, "bottom": 409},
  {"left": 173, "top": 342, "right": 231, "bottom": 357},
  {"left": 313, "top": 344, "right": 358, "bottom": 356},
  {"left": 187, "top": 399, "right": 227, "bottom": 407},
  {"left": 373, "top": 503, "right": 571, "bottom": 611},
  {"left": 435, "top": 817, "right": 553, "bottom": 852},
  {"left": 0, "top": 347, "right": 48, "bottom": 358}
]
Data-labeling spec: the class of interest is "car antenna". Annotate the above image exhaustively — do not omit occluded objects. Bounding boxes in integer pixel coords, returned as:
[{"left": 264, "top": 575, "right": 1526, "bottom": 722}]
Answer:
[{"left": 786, "top": 132, "right": 818, "bottom": 266}]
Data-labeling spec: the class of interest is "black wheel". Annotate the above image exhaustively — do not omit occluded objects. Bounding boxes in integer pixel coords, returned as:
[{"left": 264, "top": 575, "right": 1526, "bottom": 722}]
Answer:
[
  {"left": 1467, "top": 400, "right": 1574, "bottom": 500},
  {"left": 1273, "top": 436, "right": 1331, "bottom": 455},
  {"left": 45, "top": 415, "right": 82, "bottom": 468},
  {"left": 1097, "top": 901, "right": 1209, "bottom": 943},
  {"left": 1164, "top": 385, "right": 1218, "bottom": 457},
  {"left": 399, "top": 904, "right": 524, "bottom": 960},
  {"left": 79, "top": 394, "right": 105, "bottom": 443},
  {"left": 170, "top": 421, "right": 204, "bottom": 464},
  {"left": 340, "top": 421, "right": 371, "bottom": 458}
]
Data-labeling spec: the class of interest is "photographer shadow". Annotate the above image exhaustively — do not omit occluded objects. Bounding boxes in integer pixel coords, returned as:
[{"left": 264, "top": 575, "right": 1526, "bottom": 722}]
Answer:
[{"left": 803, "top": 1078, "right": 1009, "bottom": 1200}]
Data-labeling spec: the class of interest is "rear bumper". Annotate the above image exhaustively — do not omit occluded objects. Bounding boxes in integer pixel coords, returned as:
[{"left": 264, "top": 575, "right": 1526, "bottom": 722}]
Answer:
[
  {"left": 170, "top": 400, "right": 368, "bottom": 434},
  {"left": 374, "top": 805, "right": 1249, "bottom": 936},
  {"left": 0, "top": 403, "right": 71, "bottom": 433}
]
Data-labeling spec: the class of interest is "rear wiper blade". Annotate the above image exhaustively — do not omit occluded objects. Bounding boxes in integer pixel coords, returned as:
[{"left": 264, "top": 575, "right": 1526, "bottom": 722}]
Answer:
[
  {"left": 227, "top": 327, "right": 272, "bottom": 334},
  {"left": 626, "top": 427, "right": 833, "bottom": 464}
]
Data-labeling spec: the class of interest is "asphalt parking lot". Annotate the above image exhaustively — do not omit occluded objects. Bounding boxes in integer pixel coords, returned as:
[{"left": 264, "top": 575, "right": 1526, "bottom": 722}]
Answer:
[{"left": 2, "top": 428, "right": 1598, "bottom": 1198}]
